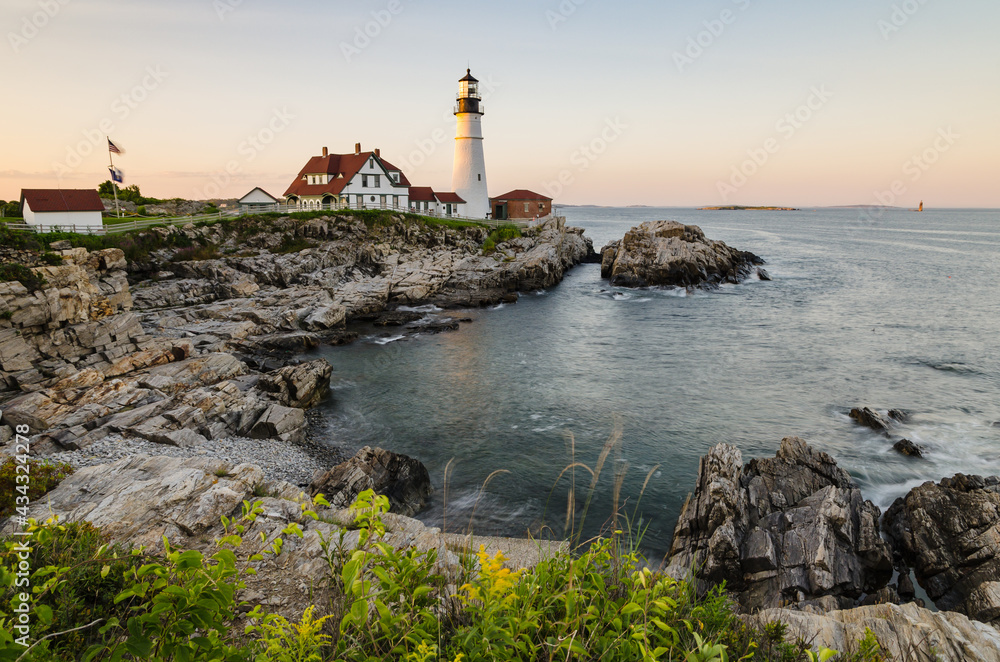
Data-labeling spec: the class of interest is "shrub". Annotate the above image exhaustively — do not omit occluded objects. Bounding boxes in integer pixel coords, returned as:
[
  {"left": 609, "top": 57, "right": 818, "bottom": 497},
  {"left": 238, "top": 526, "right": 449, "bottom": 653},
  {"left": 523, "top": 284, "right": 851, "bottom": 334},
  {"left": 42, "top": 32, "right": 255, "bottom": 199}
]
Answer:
[
  {"left": 0, "top": 226, "right": 41, "bottom": 251},
  {"left": 0, "top": 457, "right": 74, "bottom": 518},
  {"left": 169, "top": 244, "right": 220, "bottom": 262},
  {"left": 483, "top": 224, "right": 521, "bottom": 254},
  {"left": 275, "top": 234, "right": 314, "bottom": 254},
  {"left": 0, "top": 264, "right": 46, "bottom": 292},
  {"left": 39, "top": 252, "right": 63, "bottom": 266},
  {"left": 0, "top": 521, "right": 137, "bottom": 657}
]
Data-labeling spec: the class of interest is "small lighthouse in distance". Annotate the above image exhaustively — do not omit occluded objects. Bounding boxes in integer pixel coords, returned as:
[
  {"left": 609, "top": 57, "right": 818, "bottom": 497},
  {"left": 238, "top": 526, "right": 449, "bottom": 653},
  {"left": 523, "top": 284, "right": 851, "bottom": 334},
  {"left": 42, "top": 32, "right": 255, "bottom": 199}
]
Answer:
[{"left": 452, "top": 69, "right": 489, "bottom": 218}]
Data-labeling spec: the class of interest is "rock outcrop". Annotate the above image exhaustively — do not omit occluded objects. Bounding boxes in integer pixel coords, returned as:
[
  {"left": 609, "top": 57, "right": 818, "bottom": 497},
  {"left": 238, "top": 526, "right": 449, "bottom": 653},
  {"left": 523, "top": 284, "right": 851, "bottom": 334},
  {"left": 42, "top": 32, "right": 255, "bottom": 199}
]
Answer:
[
  {"left": 0, "top": 247, "right": 142, "bottom": 392},
  {"left": 849, "top": 407, "right": 906, "bottom": 433},
  {"left": 883, "top": 474, "right": 1000, "bottom": 626},
  {"left": 126, "top": 215, "right": 591, "bottom": 347},
  {"left": 748, "top": 603, "right": 1000, "bottom": 662},
  {"left": 666, "top": 437, "right": 893, "bottom": 611},
  {"left": 310, "top": 446, "right": 433, "bottom": 517},
  {"left": 600, "top": 221, "right": 764, "bottom": 288}
]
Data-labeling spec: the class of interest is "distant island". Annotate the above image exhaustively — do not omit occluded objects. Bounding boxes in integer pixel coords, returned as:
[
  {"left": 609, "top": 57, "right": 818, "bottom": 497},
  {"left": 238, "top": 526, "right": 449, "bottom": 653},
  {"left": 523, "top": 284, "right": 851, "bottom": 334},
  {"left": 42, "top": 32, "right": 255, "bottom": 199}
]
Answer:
[{"left": 699, "top": 205, "right": 799, "bottom": 211}]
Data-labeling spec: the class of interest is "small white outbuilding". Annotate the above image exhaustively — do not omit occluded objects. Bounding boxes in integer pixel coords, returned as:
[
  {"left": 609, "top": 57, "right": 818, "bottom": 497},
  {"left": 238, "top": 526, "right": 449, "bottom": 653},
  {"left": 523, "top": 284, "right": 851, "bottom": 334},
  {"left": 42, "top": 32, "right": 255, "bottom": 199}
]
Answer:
[
  {"left": 238, "top": 187, "right": 280, "bottom": 213},
  {"left": 20, "top": 189, "right": 105, "bottom": 230}
]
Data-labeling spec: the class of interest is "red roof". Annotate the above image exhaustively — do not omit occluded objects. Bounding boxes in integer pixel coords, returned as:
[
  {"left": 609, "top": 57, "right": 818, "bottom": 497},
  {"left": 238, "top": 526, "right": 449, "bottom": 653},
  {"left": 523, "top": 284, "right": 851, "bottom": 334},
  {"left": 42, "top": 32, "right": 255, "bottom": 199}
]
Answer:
[
  {"left": 435, "top": 191, "right": 466, "bottom": 204},
  {"left": 408, "top": 187, "right": 466, "bottom": 204},
  {"left": 284, "top": 151, "right": 410, "bottom": 198},
  {"left": 489, "top": 189, "right": 552, "bottom": 202},
  {"left": 408, "top": 186, "right": 436, "bottom": 202},
  {"left": 20, "top": 189, "right": 104, "bottom": 213}
]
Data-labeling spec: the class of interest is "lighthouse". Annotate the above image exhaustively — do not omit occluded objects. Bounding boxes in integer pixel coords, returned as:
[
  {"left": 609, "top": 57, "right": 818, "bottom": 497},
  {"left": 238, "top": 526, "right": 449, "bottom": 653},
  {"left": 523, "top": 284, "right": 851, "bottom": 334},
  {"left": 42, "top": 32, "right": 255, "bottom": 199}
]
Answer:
[{"left": 452, "top": 69, "right": 489, "bottom": 218}]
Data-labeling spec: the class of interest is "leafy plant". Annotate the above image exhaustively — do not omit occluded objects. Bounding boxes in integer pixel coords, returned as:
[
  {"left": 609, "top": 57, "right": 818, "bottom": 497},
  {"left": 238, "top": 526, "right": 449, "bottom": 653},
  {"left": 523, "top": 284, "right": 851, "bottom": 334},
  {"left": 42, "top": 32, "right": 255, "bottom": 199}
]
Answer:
[
  {"left": 0, "top": 457, "right": 74, "bottom": 518},
  {"left": 0, "top": 520, "right": 136, "bottom": 658}
]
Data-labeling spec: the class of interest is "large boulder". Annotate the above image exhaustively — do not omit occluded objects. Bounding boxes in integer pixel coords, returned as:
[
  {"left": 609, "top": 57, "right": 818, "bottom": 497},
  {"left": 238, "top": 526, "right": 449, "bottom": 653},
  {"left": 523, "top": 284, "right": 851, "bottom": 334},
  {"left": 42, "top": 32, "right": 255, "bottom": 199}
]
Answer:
[
  {"left": 600, "top": 221, "right": 764, "bottom": 288},
  {"left": 310, "top": 446, "right": 433, "bottom": 517},
  {"left": 257, "top": 359, "right": 333, "bottom": 408},
  {"left": 748, "top": 602, "right": 1000, "bottom": 662},
  {"left": 883, "top": 474, "right": 1000, "bottom": 625},
  {"left": 666, "top": 437, "right": 893, "bottom": 611}
]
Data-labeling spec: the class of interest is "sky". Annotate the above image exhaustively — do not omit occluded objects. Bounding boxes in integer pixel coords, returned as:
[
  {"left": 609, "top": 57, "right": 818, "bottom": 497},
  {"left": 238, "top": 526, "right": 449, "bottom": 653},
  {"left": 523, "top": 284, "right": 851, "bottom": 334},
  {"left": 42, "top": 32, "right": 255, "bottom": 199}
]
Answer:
[{"left": 2, "top": 0, "right": 998, "bottom": 207}]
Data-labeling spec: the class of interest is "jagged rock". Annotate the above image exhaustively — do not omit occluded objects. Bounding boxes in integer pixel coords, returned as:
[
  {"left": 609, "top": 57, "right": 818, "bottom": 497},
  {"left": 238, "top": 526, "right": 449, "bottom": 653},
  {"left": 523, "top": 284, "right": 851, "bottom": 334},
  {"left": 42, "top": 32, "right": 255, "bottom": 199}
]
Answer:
[
  {"left": 600, "top": 221, "right": 764, "bottom": 288},
  {"left": 600, "top": 240, "right": 620, "bottom": 279},
  {"left": 887, "top": 409, "right": 908, "bottom": 422},
  {"left": 892, "top": 439, "right": 923, "bottom": 457},
  {"left": 756, "top": 267, "right": 772, "bottom": 281},
  {"left": 310, "top": 446, "right": 433, "bottom": 517},
  {"left": 367, "top": 311, "right": 423, "bottom": 327},
  {"left": 849, "top": 407, "right": 893, "bottom": 432},
  {"left": 249, "top": 404, "right": 306, "bottom": 444},
  {"left": 257, "top": 359, "right": 333, "bottom": 408},
  {"left": 883, "top": 474, "right": 1000, "bottom": 625},
  {"left": 666, "top": 437, "right": 893, "bottom": 611},
  {"left": 747, "top": 603, "right": 1000, "bottom": 661}
]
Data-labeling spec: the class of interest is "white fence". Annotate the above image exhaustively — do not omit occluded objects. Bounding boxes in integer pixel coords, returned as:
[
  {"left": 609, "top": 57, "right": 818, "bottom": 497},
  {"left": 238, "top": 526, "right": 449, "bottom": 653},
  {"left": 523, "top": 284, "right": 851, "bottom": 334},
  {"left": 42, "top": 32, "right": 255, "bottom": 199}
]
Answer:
[{"left": 3, "top": 205, "right": 549, "bottom": 236}]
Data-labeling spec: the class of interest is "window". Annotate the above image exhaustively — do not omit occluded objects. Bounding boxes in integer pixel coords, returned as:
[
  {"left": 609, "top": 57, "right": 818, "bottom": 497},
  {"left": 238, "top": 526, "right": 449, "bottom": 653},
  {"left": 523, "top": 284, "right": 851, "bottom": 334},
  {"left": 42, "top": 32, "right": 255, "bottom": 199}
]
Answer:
[
  {"left": 524, "top": 203, "right": 530, "bottom": 213},
  {"left": 478, "top": 174, "right": 481, "bottom": 181},
  {"left": 362, "top": 175, "right": 369, "bottom": 187},
  {"left": 373, "top": 175, "right": 381, "bottom": 187},
  {"left": 369, "top": 158, "right": 374, "bottom": 169}
]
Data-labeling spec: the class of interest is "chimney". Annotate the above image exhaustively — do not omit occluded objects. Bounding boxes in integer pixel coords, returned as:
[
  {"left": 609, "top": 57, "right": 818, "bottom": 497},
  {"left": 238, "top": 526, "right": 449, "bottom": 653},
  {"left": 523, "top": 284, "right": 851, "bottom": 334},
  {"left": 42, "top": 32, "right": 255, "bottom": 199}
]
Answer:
[
  {"left": 322, "top": 146, "right": 328, "bottom": 157},
  {"left": 375, "top": 148, "right": 381, "bottom": 158},
  {"left": 355, "top": 142, "right": 361, "bottom": 155}
]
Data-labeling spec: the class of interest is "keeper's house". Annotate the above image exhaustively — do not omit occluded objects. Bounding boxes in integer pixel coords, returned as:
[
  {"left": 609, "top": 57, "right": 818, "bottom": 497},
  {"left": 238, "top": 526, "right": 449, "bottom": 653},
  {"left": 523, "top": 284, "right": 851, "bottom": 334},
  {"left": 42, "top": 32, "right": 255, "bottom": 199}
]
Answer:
[
  {"left": 284, "top": 144, "right": 411, "bottom": 210},
  {"left": 490, "top": 190, "right": 552, "bottom": 221},
  {"left": 20, "top": 189, "right": 104, "bottom": 229}
]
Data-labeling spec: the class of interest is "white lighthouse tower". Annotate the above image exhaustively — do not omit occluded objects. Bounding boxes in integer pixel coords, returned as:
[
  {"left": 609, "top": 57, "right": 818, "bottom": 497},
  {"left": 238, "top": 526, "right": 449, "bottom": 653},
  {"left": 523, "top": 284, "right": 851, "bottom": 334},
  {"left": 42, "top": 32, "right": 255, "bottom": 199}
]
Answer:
[{"left": 452, "top": 69, "right": 489, "bottom": 219}]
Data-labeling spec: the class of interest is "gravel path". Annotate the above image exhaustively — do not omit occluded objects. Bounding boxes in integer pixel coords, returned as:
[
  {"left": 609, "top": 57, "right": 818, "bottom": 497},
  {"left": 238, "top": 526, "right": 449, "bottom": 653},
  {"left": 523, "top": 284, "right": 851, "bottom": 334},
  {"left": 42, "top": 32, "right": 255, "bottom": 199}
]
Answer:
[{"left": 55, "top": 433, "right": 349, "bottom": 488}]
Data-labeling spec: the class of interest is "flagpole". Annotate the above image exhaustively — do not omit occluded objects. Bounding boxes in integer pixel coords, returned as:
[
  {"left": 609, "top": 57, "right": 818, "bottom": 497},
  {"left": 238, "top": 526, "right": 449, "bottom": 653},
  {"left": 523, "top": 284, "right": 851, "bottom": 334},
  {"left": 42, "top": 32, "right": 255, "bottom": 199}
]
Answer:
[{"left": 108, "top": 138, "right": 120, "bottom": 219}]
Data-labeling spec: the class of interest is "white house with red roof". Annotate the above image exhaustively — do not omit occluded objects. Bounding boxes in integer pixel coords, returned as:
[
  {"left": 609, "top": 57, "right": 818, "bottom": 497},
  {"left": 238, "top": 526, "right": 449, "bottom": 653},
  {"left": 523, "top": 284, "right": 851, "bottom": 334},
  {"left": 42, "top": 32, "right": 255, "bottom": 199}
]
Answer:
[
  {"left": 284, "top": 144, "right": 468, "bottom": 217},
  {"left": 20, "top": 189, "right": 104, "bottom": 229},
  {"left": 284, "top": 144, "right": 412, "bottom": 210},
  {"left": 407, "top": 187, "right": 466, "bottom": 217}
]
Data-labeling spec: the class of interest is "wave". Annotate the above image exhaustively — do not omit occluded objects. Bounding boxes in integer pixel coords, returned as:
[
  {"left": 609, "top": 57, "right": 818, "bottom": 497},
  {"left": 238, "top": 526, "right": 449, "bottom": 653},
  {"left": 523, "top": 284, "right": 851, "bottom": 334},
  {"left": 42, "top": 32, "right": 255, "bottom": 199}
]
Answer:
[{"left": 367, "top": 334, "right": 407, "bottom": 345}]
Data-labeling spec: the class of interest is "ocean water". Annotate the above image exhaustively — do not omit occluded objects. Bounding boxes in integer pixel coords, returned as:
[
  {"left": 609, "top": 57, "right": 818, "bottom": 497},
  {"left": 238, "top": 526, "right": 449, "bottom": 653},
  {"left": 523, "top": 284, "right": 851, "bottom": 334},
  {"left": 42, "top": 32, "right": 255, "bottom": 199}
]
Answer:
[{"left": 316, "top": 206, "right": 1000, "bottom": 560}]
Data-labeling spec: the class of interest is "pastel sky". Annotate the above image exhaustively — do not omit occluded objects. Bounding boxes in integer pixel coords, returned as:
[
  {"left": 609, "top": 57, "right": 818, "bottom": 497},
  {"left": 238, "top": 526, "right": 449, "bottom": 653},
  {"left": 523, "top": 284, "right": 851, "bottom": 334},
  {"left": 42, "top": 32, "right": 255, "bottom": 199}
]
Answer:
[{"left": 2, "top": 0, "right": 998, "bottom": 207}]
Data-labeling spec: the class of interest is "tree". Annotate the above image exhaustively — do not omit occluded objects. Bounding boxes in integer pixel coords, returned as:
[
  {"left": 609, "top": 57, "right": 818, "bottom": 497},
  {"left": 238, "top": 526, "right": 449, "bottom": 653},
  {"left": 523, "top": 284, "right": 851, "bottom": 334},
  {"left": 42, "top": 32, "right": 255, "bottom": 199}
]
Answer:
[
  {"left": 0, "top": 201, "right": 20, "bottom": 218},
  {"left": 98, "top": 180, "right": 144, "bottom": 204}
]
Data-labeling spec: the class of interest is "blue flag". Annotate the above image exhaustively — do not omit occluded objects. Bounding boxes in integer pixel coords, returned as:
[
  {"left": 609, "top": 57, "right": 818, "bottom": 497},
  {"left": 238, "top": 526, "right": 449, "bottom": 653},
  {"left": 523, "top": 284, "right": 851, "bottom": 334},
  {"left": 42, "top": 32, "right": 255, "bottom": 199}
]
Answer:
[{"left": 109, "top": 166, "right": 124, "bottom": 184}]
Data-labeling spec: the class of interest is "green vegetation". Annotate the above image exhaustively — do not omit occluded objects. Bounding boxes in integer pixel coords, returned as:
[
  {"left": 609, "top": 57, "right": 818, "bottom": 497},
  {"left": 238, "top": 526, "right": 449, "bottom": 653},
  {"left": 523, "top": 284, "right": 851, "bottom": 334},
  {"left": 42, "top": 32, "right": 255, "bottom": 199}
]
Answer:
[
  {"left": 0, "top": 457, "right": 74, "bottom": 518},
  {"left": 483, "top": 224, "right": 522, "bottom": 254},
  {"left": 39, "top": 252, "right": 63, "bottom": 266},
  {"left": 0, "top": 488, "right": 888, "bottom": 661},
  {"left": 0, "top": 201, "right": 21, "bottom": 219},
  {"left": 97, "top": 181, "right": 163, "bottom": 206},
  {"left": 0, "top": 263, "right": 46, "bottom": 292},
  {"left": 275, "top": 233, "right": 315, "bottom": 254},
  {"left": 0, "top": 222, "right": 196, "bottom": 265},
  {"left": 169, "top": 244, "right": 220, "bottom": 262}
]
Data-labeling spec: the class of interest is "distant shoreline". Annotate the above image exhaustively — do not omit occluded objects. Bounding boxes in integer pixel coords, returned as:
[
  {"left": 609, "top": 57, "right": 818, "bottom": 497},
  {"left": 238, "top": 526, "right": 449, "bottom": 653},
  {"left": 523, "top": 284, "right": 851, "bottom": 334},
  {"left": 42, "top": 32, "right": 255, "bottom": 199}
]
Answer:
[{"left": 699, "top": 205, "right": 799, "bottom": 211}]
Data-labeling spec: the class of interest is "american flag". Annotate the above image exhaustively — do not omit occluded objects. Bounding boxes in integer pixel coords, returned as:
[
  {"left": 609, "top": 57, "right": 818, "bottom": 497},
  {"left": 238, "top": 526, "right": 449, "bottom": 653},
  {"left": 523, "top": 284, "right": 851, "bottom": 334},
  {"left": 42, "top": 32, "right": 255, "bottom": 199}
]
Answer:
[{"left": 108, "top": 138, "right": 124, "bottom": 155}]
